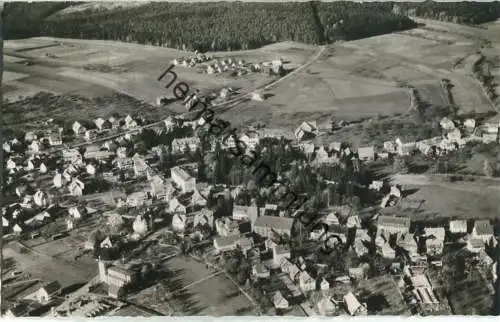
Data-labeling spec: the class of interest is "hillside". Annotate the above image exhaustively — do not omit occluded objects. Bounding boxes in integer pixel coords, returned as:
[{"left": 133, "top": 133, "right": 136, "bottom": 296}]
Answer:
[
  {"left": 5, "top": 2, "right": 500, "bottom": 52},
  {"left": 5, "top": 1, "right": 413, "bottom": 51}
]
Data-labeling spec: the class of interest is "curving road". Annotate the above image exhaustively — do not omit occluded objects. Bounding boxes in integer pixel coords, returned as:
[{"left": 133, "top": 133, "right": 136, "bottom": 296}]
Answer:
[{"left": 41, "top": 45, "right": 327, "bottom": 153}]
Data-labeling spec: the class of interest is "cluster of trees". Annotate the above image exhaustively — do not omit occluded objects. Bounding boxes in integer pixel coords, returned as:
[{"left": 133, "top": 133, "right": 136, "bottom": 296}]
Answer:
[
  {"left": 5, "top": 2, "right": 500, "bottom": 51},
  {"left": 396, "top": 1, "right": 500, "bottom": 25},
  {"left": 6, "top": 2, "right": 415, "bottom": 51}
]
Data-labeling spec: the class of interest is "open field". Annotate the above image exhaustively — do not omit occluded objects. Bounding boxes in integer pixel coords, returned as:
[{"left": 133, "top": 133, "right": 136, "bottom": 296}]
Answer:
[
  {"left": 3, "top": 17, "right": 499, "bottom": 131},
  {"left": 4, "top": 71, "right": 30, "bottom": 83},
  {"left": 3, "top": 246, "right": 97, "bottom": 289},
  {"left": 131, "top": 256, "right": 254, "bottom": 316},
  {"left": 392, "top": 174, "right": 500, "bottom": 220}
]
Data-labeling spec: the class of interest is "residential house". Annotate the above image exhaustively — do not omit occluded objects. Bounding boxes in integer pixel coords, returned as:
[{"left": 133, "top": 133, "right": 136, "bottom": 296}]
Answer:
[
  {"left": 35, "top": 281, "right": 61, "bottom": 303},
  {"left": 298, "top": 271, "right": 315, "bottom": 292},
  {"left": 398, "top": 233, "right": 419, "bottom": 260},
  {"left": 344, "top": 292, "right": 367, "bottom": 316},
  {"left": 383, "top": 141, "right": 397, "bottom": 153},
  {"left": 6, "top": 158, "right": 17, "bottom": 172},
  {"left": 132, "top": 154, "right": 149, "bottom": 178},
  {"left": 295, "top": 121, "right": 318, "bottom": 141},
  {"left": 13, "top": 223, "right": 24, "bottom": 234},
  {"left": 239, "top": 131, "right": 260, "bottom": 150},
  {"left": 252, "top": 263, "right": 270, "bottom": 279},
  {"left": 213, "top": 235, "right": 253, "bottom": 255},
  {"left": 349, "top": 264, "right": 369, "bottom": 280},
  {"left": 449, "top": 220, "right": 467, "bottom": 234},
  {"left": 33, "top": 190, "right": 49, "bottom": 207},
  {"left": 4, "top": 303, "right": 30, "bottom": 317},
  {"left": 319, "top": 278, "right": 330, "bottom": 291},
  {"left": 353, "top": 239, "right": 369, "bottom": 257},
  {"left": 425, "top": 227, "right": 445, "bottom": 256},
  {"left": 114, "top": 157, "right": 133, "bottom": 171},
  {"left": 273, "top": 291, "right": 289, "bottom": 309},
  {"left": 69, "top": 206, "right": 86, "bottom": 220},
  {"left": 232, "top": 205, "right": 252, "bottom": 221},
  {"left": 472, "top": 220, "right": 494, "bottom": 243},
  {"left": 149, "top": 175, "right": 170, "bottom": 200},
  {"left": 172, "top": 137, "right": 200, "bottom": 154},
  {"left": 72, "top": 121, "right": 86, "bottom": 136},
  {"left": 357, "top": 146, "right": 375, "bottom": 161},
  {"left": 86, "top": 164, "right": 96, "bottom": 175},
  {"left": 467, "top": 238, "right": 485, "bottom": 253},
  {"left": 253, "top": 215, "right": 294, "bottom": 238},
  {"left": 39, "top": 163, "right": 48, "bottom": 174},
  {"left": 464, "top": 119, "right": 476, "bottom": 131},
  {"left": 377, "top": 215, "right": 411, "bottom": 237},
  {"left": 215, "top": 217, "right": 240, "bottom": 237},
  {"left": 124, "top": 115, "right": 138, "bottom": 129},
  {"left": 272, "top": 244, "right": 291, "bottom": 264},
  {"left": 440, "top": 117, "right": 455, "bottom": 131},
  {"left": 108, "top": 117, "right": 120, "bottom": 129},
  {"left": 68, "top": 179, "right": 85, "bottom": 196},
  {"left": 172, "top": 213, "right": 188, "bottom": 232},
  {"left": 29, "top": 140, "right": 41, "bottom": 153},
  {"left": 317, "top": 297, "right": 336, "bottom": 316},
  {"left": 126, "top": 191, "right": 151, "bottom": 208},
  {"left": 347, "top": 215, "right": 362, "bottom": 229},
  {"left": 62, "top": 149, "right": 82, "bottom": 164},
  {"left": 48, "top": 132, "right": 62, "bottom": 146},
  {"left": 169, "top": 197, "right": 189, "bottom": 213},
  {"left": 171, "top": 166, "right": 196, "bottom": 193},
  {"left": 85, "top": 129, "right": 98, "bottom": 142},
  {"left": 380, "top": 241, "right": 396, "bottom": 259},
  {"left": 95, "top": 117, "right": 112, "bottom": 131}
]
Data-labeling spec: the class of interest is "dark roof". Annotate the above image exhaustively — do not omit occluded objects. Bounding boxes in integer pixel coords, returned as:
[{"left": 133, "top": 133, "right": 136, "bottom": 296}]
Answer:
[
  {"left": 254, "top": 215, "right": 294, "bottom": 232},
  {"left": 40, "top": 280, "right": 61, "bottom": 295},
  {"left": 474, "top": 220, "right": 493, "bottom": 235},
  {"left": 377, "top": 215, "right": 411, "bottom": 229}
]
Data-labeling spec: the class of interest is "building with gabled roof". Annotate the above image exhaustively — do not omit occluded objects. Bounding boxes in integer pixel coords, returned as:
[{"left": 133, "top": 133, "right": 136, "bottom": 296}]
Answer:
[
  {"left": 253, "top": 215, "right": 294, "bottom": 238},
  {"left": 35, "top": 281, "right": 61, "bottom": 303},
  {"left": 377, "top": 215, "right": 411, "bottom": 236},
  {"left": 171, "top": 166, "right": 196, "bottom": 193},
  {"left": 344, "top": 292, "right": 367, "bottom": 316},
  {"left": 472, "top": 220, "right": 494, "bottom": 243},
  {"left": 449, "top": 220, "right": 467, "bottom": 234},
  {"left": 295, "top": 121, "right": 318, "bottom": 141}
]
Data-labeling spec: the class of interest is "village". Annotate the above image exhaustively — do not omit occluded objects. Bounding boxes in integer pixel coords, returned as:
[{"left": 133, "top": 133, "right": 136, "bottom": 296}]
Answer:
[{"left": 1, "top": 90, "right": 499, "bottom": 317}]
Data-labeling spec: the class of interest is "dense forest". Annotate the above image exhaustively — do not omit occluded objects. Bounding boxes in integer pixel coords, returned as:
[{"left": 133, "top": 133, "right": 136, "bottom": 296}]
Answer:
[{"left": 4, "top": 1, "right": 500, "bottom": 52}]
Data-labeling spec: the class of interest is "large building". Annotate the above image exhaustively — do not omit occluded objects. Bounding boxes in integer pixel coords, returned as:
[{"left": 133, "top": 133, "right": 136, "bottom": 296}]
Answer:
[
  {"left": 170, "top": 166, "right": 196, "bottom": 193},
  {"left": 377, "top": 215, "right": 411, "bottom": 236},
  {"left": 253, "top": 215, "right": 294, "bottom": 238}
]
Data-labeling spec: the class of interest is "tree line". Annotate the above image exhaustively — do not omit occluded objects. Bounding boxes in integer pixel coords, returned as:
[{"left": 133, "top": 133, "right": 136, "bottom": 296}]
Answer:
[{"left": 5, "top": 2, "right": 499, "bottom": 51}]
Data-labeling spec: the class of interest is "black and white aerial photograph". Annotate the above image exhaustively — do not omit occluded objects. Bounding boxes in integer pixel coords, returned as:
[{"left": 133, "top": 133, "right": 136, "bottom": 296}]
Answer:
[{"left": 1, "top": 0, "right": 499, "bottom": 318}]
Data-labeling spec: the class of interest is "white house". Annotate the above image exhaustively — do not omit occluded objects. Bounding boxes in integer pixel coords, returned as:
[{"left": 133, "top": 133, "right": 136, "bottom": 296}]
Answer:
[
  {"left": 39, "top": 163, "right": 48, "bottom": 174},
  {"left": 68, "top": 179, "right": 85, "bottom": 196},
  {"left": 449, "top": 220, "right": 467, "bottom": 234},
  {"left": 239, "top": 131, "right": 260, "bottom": 151},
  {"left": 344, "top": 292, "right": 367, "bottom": 316},
  {"left": 33, "top": 190, "right": 49, "bottom": 207},
  {"left": 85, "top": 130, "right": 98, "bottom": 142},
  {"left": 35, "top": 281, "right": 61, "bottom": 303},
  {"left": 48, "top": 132, "right": 62, "bottom": 146},
  {"left": 298, "top": 271, "right": 315, "bottom": 292},
  {"left": 295, "top": 121, "right": 318, "bottom": 141},
  {"left": 273, "top": 291, "right": 289, "bottom": 309},
  {"left": 86, "top": 164, "right": 96, "bottom": 175},
  {"left": 72, "top": 121, "right": 86, "bottom": 136},
  {"left": 170, "top": 166, "right": 196, "bottom": 193},
  {"left": 472, "top": 220, "right": 494, "bottom": 243}
]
